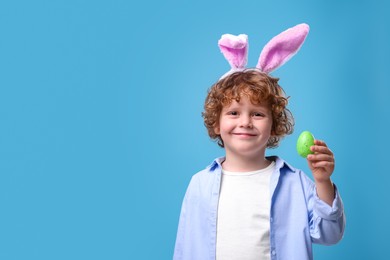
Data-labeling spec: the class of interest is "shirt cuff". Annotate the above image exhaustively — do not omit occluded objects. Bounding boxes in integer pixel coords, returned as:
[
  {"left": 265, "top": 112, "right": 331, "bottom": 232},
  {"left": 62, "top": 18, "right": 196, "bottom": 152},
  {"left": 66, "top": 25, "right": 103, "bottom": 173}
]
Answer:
[{"left": 314, "top": 184, "right": 344, "bottom": 220}]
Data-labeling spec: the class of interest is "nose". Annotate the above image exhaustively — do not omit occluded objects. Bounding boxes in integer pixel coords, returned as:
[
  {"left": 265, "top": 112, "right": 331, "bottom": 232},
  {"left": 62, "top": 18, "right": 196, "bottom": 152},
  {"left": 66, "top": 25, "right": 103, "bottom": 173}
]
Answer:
[{"left": 239, "top": 114, "right": 253, "bottom": 128}]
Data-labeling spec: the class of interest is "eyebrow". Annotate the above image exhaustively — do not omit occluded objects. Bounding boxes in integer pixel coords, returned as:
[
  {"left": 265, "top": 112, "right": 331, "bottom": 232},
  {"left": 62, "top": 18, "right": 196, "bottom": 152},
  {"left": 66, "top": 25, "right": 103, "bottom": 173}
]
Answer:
[{"left": 224, "top": 103, "right": 269, "bottom": 110}]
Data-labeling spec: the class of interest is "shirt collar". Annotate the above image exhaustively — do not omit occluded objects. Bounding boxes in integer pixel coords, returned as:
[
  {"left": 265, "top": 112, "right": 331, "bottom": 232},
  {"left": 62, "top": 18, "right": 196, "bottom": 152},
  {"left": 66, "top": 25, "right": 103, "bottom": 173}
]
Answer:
[
  {"left": 208, "top": 156, "right": 296, "bottom": 173},
  {"left": 267, "top": 156, "right": 296, "bottom": 173},
  {"left": 208, "top": 157, "right": 225, "bottom": 171}
]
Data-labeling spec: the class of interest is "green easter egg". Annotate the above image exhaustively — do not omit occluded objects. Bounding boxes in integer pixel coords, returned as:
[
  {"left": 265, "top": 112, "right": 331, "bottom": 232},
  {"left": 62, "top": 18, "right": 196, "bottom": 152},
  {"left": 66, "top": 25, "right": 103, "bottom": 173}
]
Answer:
[{"left": 296, "top": 131, "right": 315, "bottom": 158}]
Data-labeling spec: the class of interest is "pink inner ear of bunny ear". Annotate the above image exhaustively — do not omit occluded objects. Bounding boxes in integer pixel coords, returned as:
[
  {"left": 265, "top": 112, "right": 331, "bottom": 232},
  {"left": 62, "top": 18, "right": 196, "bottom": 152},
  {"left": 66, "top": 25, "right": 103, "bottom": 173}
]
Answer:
[
  {"left": 257, "top": 23, "right": 310, "bottom": 74},
  {"left": 218, "top": 34, "right": 248, "bottom": 69}
]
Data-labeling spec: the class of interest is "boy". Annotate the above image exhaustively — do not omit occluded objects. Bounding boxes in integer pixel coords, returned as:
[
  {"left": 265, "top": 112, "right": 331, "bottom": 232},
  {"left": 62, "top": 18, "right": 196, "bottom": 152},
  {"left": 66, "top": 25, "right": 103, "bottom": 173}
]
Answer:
[{"left": 173, "top": 24, "right": 345, "bottom": 260}]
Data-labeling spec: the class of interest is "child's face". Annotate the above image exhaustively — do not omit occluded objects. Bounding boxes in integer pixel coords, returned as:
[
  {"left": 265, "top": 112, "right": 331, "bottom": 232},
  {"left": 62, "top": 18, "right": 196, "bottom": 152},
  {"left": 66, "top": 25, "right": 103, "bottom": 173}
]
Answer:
[{"left": 214, "top": 95, "right": 273, "bottom": 158}]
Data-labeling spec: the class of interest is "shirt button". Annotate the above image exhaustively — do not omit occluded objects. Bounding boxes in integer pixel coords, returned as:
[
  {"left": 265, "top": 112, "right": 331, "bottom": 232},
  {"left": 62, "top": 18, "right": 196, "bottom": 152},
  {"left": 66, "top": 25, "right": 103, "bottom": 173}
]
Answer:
[
  {"left": 270, "top": 217, "right": 273, "bottom": 222},
  {"left": 271, "top": 250, "right": 276, "bottom": 256}
]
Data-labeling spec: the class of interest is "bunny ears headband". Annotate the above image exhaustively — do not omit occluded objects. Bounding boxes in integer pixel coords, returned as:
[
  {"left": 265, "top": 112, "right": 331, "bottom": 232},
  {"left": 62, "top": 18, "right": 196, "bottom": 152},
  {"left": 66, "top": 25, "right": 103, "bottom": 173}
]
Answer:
[{"left": 218, "top": 23, "right": 310, "bottom": 79}]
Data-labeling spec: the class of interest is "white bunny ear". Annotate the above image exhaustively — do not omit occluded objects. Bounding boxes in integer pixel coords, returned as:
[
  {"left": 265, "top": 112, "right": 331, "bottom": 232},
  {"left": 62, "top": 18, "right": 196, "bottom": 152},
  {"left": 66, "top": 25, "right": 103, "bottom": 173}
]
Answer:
[
  {"left": 218, "top": 34, "right": 248, "bottom": 69},
  {"left": 256, "top": 23, "right": 310, "bottom": 73}
]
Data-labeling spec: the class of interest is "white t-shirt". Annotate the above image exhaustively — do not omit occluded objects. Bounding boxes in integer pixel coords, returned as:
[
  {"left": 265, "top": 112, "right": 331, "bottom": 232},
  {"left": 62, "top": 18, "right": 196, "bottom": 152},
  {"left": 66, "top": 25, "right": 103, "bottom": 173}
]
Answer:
[{"left": 216, "top": 161, "right": 275, "bottom": 260}]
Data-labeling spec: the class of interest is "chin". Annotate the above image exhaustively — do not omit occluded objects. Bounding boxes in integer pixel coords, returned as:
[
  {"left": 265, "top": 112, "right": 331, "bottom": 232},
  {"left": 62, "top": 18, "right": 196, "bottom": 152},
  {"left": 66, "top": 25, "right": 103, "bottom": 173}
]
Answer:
[{"left": 231, "top": 147, "right": 265, "bottom": 157}]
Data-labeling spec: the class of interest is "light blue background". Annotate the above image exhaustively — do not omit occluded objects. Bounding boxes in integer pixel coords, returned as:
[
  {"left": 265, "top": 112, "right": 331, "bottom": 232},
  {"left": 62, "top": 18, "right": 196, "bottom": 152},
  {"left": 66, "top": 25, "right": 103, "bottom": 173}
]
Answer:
[{"left": 1, "top": 0, "right": 389, "bottom": 259}]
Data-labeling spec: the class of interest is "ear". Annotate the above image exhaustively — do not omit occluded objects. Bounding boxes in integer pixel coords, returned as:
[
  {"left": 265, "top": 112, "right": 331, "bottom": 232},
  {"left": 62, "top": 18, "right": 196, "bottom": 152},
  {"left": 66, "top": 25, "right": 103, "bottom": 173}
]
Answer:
[
  {"left": 256, "top": 23, "right": 309, "bottom": 74},
  {"left": 218, "top": 34, "right": 248, "bottom": 69},
  {"left": 214, "top": 125, "right": 220, "bottom": 135}
]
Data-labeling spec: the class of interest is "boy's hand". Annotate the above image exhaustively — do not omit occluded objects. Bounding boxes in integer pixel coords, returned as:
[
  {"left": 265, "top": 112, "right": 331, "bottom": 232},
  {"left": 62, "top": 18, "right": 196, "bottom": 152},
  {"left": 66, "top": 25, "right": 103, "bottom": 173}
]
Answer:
[
  {"left": 307, "top": 140, "right": 335, "bottom": 183},
  {"left": 307, "top": 140, "right": 335, "bottom": 206}
]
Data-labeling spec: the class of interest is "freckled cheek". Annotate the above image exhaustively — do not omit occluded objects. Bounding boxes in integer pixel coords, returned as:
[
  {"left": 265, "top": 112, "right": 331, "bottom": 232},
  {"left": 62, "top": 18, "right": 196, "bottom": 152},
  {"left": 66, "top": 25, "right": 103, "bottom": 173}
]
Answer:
[{"left": 219, "top": 121, "right": 236, "bottom": 133}]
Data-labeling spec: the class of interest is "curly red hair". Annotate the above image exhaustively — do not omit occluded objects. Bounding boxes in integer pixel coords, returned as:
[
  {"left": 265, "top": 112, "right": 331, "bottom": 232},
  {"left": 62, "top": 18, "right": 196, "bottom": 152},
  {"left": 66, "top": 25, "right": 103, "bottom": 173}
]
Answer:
[{"left": 202, "top": 70, "right": 294, "bottom": 148}]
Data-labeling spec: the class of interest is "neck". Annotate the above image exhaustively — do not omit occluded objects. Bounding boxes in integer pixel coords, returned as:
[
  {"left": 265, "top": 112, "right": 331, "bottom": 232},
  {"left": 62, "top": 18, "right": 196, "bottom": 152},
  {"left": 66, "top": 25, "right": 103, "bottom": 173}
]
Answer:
[{"left": 222, "top": 152, "right": 271, "bottom": 172}]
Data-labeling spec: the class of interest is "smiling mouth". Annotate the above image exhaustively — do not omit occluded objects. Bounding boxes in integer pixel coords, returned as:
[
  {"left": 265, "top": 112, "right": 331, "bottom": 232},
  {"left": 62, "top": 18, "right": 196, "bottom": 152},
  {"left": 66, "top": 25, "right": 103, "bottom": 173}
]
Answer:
[{"left": 233, "top": 133, "right": 257, "bottom": 137}]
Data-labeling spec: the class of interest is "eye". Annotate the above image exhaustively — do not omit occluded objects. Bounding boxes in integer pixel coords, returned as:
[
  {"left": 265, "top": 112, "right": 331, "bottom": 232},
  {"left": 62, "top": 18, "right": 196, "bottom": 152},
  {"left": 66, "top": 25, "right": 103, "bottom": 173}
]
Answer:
[
  {"left": 253, "top": 112, "right": 265, "bottom": 117},
  {"left": 227, "top": 111, "right": 238, "bottom": 116}
]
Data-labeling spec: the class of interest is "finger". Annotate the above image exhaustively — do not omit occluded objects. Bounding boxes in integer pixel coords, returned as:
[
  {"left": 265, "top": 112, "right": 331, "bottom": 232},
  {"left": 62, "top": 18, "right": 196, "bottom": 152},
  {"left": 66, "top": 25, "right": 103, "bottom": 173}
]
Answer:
[
  {"left": 311, "top": 145, "right": 334, "bottom": 156},
  {"left": 310, "top": 161, "right": 334, "bottom": 169},
  {"left": 314, "top": 139, "right": 327, "bottom": 147},
  {"left": 307, "top": 153, "right": 334, "bottom": 162}
]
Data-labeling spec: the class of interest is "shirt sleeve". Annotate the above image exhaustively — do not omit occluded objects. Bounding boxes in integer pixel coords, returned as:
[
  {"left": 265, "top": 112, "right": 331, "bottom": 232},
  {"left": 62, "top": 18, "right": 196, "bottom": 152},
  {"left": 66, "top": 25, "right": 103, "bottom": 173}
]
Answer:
[{"left": 309, "top": 183, "right": 346, "bottom": 245}]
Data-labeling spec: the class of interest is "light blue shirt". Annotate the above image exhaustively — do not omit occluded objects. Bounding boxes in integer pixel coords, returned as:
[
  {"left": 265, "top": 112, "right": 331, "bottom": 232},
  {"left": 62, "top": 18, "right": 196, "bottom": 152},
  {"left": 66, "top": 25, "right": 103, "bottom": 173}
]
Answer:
[{"left": 173, "top": 156, "right": 345, "bottom": 260}]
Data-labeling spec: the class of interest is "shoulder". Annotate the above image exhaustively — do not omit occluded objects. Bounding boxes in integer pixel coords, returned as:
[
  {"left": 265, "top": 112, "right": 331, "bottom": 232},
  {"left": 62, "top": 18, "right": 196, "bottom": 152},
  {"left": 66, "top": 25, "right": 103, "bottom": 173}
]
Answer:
[
  {"left": 186, "top": 157, "right": 223, "bottom": 192},
  {"left": 270, "top": 156, "right": 314, "bottom": 184},
  {"left": 268, "top": 156, "right": 298, "bottom": 173},
  {"left": 191, "top": 157, "right": 224, "bottom": 178}
]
